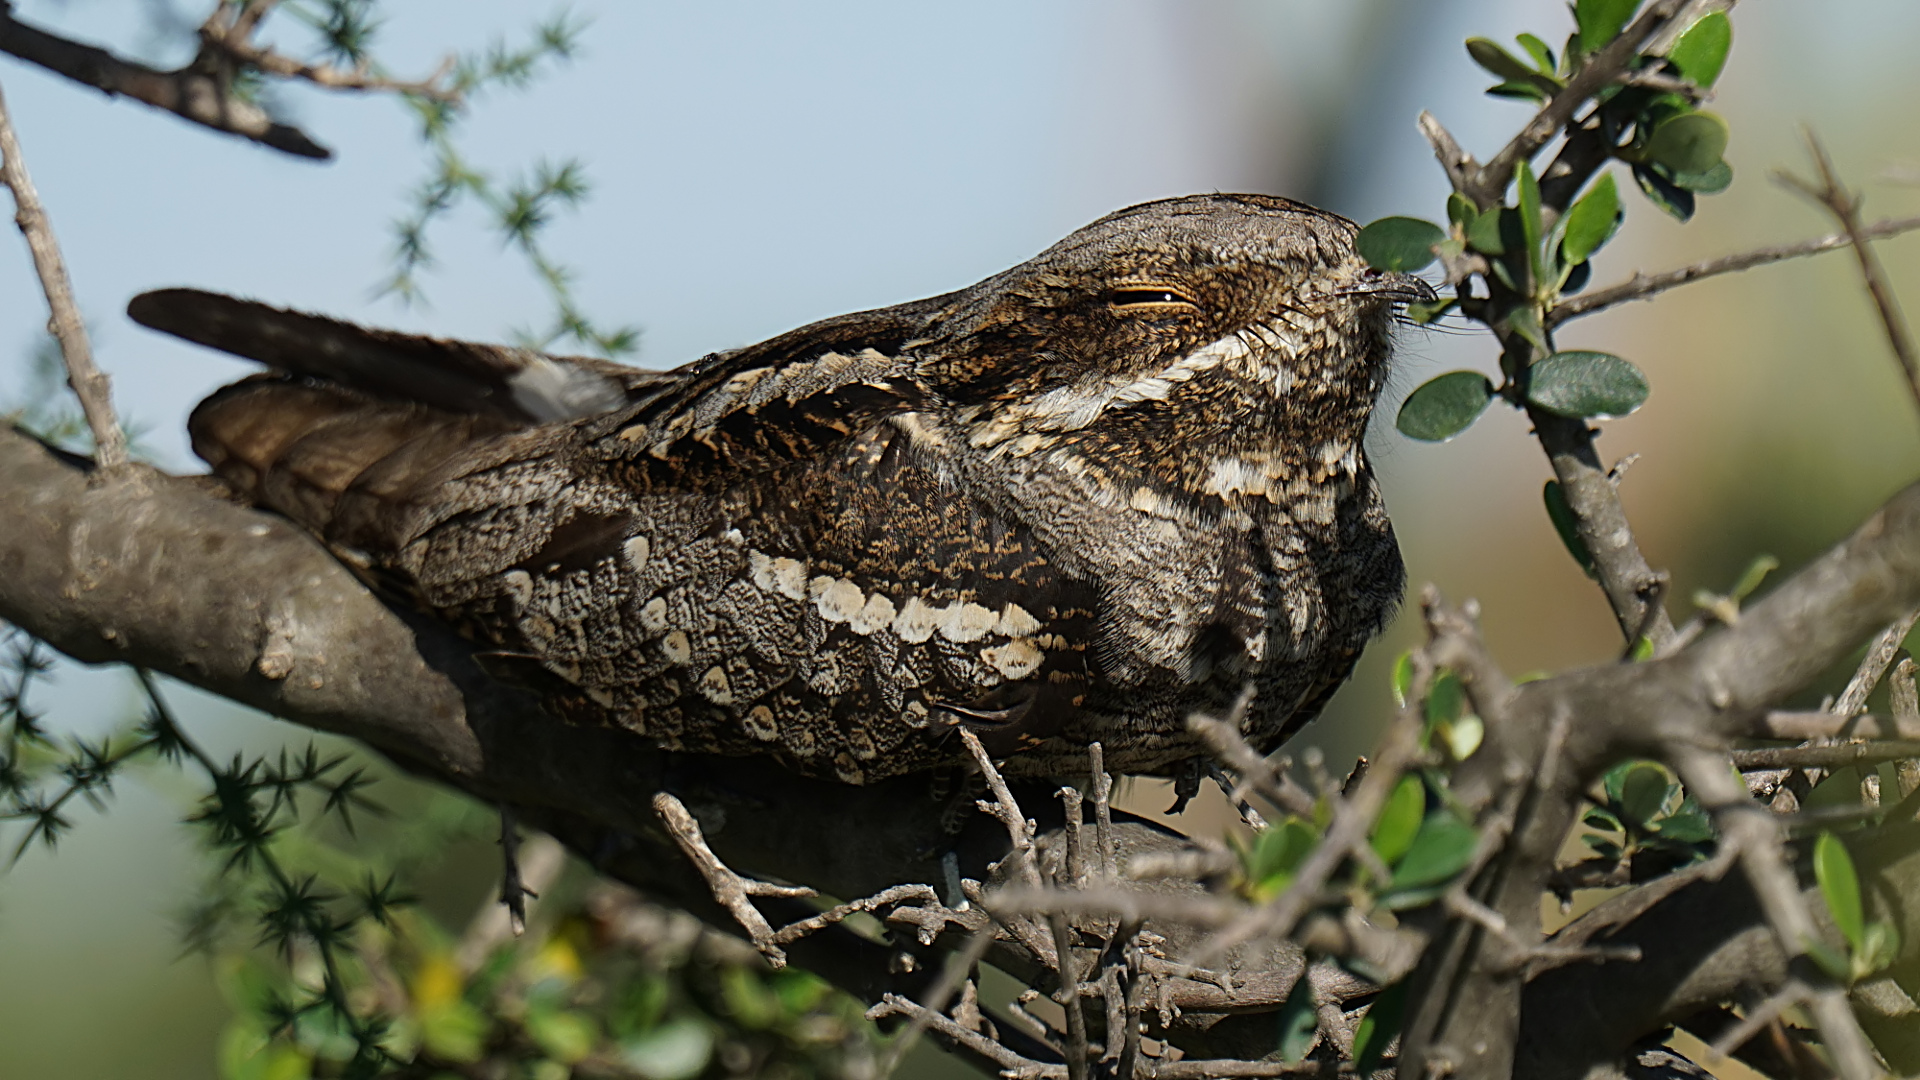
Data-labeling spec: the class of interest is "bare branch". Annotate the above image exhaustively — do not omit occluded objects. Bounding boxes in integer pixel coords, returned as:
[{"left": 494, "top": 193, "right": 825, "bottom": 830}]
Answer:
[
  {"left": 200, "top": 24, "right": 460, "bottom": 103},
  {"left": 1751, "top": 708, "right": 1920, "bottom": 741},
  {"left": 455, "top": 830, "right": 566, "bottom": 972},
  {"left": 1417, "top": 109, "right": 1474, "bottom": 197},
  {"left": 0, "top": 76, "right": 126, "bottom": 467},
  {"left": 652, "top": 791, "right": 816, "bottom": 967},
  {"left": 1730, "top": 740, "right": 1920, "bottom": 771},
  {"left": 1551, "top": 214, "right": 1920, "bottom": 325},
  {"left": 0, "top": 8, "right": 330, "bottom": 158},
  {"left": 1777, "top": 130, "right": 1920, "bottom": 415},
  {"left": 1670, "top": 747, "right": 1881, "bottom": 1080}
]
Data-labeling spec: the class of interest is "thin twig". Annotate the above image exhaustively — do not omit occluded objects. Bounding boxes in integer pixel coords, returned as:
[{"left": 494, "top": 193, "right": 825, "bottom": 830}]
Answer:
[
  {"left": 1730, "top": 740, "right": 1920, "bottom": 771},
  {"left": 1090, "top": 742, "right": 1116, "bottom": 883},
  {"left": 769, "top": 883, "right": 940, "bottom": 946},
  {"left": 1751, "top": 709, "right": 1920, "bottom": 741},
  {"left": 651, "top": 791, "right": 815, "bottom": 967},
  {"left": 495, "top": 804, "right": 534, "bottom": 936},
  {"left": 1670, "top": 747, "right": 1883, "bottom": 1080},
  {"left": 1777, "top": 130, "right": 1920, "bottom": 414},
  {"left": 871, "top": 930, "right": 1000, "bottom": 1079},
  {"left": 0, "top": 75, "right": 126, "bottom": 467},
  {"left": 870, "top": 990, "right": 1059, "bottom": 1077},
  {"left": 1552, "top": 214, "right": 1920, "bottom": 324},
  {"left": 1892, "top": 658, "right": 1920, "bottom": 798},
  {"left": 456, "top": 831, "right": 566, "bottom": 973}
]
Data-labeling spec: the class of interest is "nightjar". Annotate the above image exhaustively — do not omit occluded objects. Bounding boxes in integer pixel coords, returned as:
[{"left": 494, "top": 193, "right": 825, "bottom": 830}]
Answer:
[{"left": 132, "top": 194, "right": 1434, "bottom": 784}]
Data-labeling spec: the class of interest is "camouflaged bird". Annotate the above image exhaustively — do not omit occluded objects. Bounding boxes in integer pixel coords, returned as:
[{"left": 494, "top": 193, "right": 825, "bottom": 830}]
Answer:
[{"left": 131, "top": 194, "right": 1433, "bottom": 784}]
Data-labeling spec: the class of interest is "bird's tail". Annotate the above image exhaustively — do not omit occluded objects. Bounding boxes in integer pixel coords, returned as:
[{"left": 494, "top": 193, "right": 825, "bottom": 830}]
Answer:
[{"left": 130, "top": 287, "right": 659, "bottom": 545}]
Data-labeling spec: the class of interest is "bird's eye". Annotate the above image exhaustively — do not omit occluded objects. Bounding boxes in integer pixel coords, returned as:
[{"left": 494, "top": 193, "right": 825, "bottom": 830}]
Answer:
[{"left": 1109, "top": 286, "right": 1197, "bottom": 310}]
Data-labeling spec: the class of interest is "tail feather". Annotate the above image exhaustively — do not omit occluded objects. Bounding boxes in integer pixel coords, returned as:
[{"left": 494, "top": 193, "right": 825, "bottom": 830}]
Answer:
[
  {"left": 189, "top": 376, "right": 518, "bottom": 545},
  {"left": 142, "top": 286, "right": 667, "bottom": 547},
  {"left": 131, "top": 287, "right": 666, "bottom": 423}
]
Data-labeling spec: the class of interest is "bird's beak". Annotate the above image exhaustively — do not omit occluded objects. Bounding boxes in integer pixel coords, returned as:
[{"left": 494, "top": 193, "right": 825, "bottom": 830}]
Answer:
[{"left": 1338, "top": 269, "right": 1439, "bottom": 305}]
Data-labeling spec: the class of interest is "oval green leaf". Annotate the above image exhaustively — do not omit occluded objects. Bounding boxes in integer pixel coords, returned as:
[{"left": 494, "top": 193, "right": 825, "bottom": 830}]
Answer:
[
  {"left": 1397, "top": 370, "right": 1494, "bottom": 441},
  {"left": 1667, "top": 11, "right": 1732, "bottom": 87},
  {"left": 1617, "top": 763, "right": 1671, "bottom": 827},
  {"left": 1576, "top": 0, "right": 1643, "bottom": 56},
  {"left": 1543, "top": 480, "right": 1597, "bottom": 576},
  {"left": 1668, "top": 159, "right": 1733, "bottom": 193},
  {"left": 1371, "top": 775, "right": 1426, "bottom": 867},
  {"left": 1278, "top": 976, "right": 1319, "bottom": 1063},
  {"left": 1357, "top": 216, "right": 1445, "bottom": 272},
  {"left": 1527, "top": 351, "right": 1649, "bottom": 419},
  {"left": 1466, "top": 36, "right": 1539, "bottom": 82},
  {"left": 1633, "top": 163, "right": 1696, "bottom": 222},
  {"left": 1561, "top": 173, "right": 1622, "bottom": 265},
  {"left": 1645, "top": 111, "right": 1729, "bottom": 175},
  {"left": 1814, "top": 830, "right": 1865, "bottom": 952},
  {"left": 1352, "top": 981, "right": 1407, "bottom": 1074},
  {"left": 1389, "top": 811, "right": 1478, "bottom": 891}
]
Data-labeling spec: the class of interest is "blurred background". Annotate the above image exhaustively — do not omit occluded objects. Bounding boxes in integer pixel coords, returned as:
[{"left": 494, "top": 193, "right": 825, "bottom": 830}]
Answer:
[{"left": 0, "top": 0, "right": 1916, "bottom": 1076}]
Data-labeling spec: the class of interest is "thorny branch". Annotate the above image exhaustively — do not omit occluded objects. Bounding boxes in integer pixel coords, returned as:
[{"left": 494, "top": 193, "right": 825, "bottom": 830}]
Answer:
[{"left": 0, "top": 74, "right": 125, "bottom": 467}]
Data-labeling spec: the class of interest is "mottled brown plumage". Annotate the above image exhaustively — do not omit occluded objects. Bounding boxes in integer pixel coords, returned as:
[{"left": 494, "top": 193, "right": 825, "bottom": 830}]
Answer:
[{"left": 132, "top": 194, "right": 1432, "bottom": 783}]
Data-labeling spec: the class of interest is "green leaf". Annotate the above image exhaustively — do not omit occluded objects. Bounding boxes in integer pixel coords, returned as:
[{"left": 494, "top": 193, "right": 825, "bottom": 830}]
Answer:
[
  {"left": 525, "top": 1007, "right": 599, "bottom": 1064},
  {"left": 1561, "top": 174, "right": 1623, "bottom": 266},
  {"left": 1516, "top": 161, "right": 1544, "bottom": 289},
  {"left": 1858, "top": 920, "right": 1902, "bottom": 979},
  {"left": 1576, "top": 0, "right": 1643, "bottom": 57},
  {"left": 1516, "top": 33, "right": 1556, "bottom": 73},
  {"left": 1357, "top": 216, "right": 1446, "bottom": 272},
  {"left": 1667, "top": 11, "right": 1732, "bottom": 87},
  {"left": 1389, "top": 811, "right": 1478, "bottom": 891},
  {"left": 1247, "top": 818, "right": 1320, "bottom": 899},
  {"left": 1390, "top": 651, "right": 1414, "bottom": 707},
  {"left": 1729, "top": 554, "right": 1779, "bottom": 601},
  {"left": 1487, "top": 81, "right": 1552, "bottom": 103},
  {"left": 1426, "top": 670, "right": 1465, "bottom": 728},
  {"left": 1651, "top": 810, "right": 1713, "bottom": 845},
  {"left": 1277, "top": 976, "right": 1319, "bottom": 1063},
  {"left": 1466, "top": 38, "right": 1557, "bottom": 93},
  {"left": 1805, "top": 937, "right": 1853, "bottom": 984},
  {"left": 1397, "top": 371, "right": 1494, "bottom": 441},
  {"left": 620, "top": 1018, "right": 714, "bottom": 1080},
  {"left": 1644, "top": 112, "right": 1729, "bottom": 174},
  {"left": 1407, "top": 296, "right": 1458, "bottom": 325},
  {"left": 1439, "top": 714, "right": 1485, "bottom": 760},
  {"left": 1527, "top": 350, "right": 1650, "bottom": 419},
  {"left": 1446, "top": 192, "right": 1478, "bottom": 227},
  {"left": 1585, "top": 807, "right": 1623, "bottom": 832},
  {"left": 1814, "top": 830, "right": 1865, "bottom": 952},
  {"left": 1667, "top": 160, "right": 1733, "bottom": 193},
  {"left": 1372, "top": 776, "right": 1426, "bottom": 866},
  {"left": 1633, "top": 163, "right": 1696, "bottom": 221},
  {"left": 1618, "top": 763, "right": 1672, "bottom": 827},
  {"left": 1506, "top": 306, "right": 1549, "bottom": 354},
  {"left": 1352, "top": 982, "right": 1407, "bottom": 1074},
  {"left": 1466, "top": 207, "right": 1512, "bottom": 255}
]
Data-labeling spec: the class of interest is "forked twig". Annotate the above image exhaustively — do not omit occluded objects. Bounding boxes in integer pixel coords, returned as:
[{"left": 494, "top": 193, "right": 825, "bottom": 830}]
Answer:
[
  {"left": 651, "top": 791, "right": 815, "bottom": 967},
  {"left": 1777, "top": 130, "right": 1920, "bottom": 413}
]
